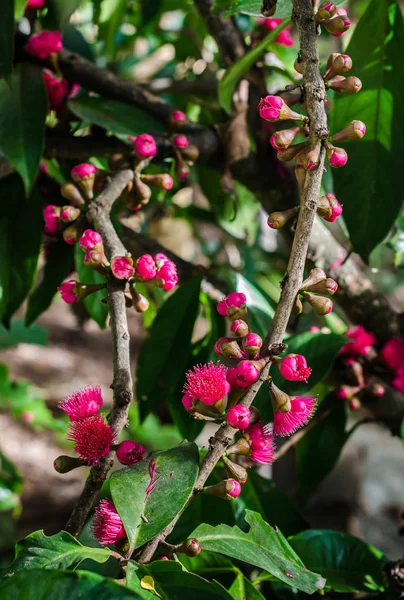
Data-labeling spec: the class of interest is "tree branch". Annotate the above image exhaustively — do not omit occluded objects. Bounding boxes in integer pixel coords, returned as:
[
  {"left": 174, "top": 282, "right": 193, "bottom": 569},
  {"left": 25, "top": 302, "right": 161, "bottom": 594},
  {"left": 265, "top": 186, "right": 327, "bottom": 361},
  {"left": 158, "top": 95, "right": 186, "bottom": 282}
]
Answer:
[{"left": 65, "top": 169, "right": 134, "bottom": 537}]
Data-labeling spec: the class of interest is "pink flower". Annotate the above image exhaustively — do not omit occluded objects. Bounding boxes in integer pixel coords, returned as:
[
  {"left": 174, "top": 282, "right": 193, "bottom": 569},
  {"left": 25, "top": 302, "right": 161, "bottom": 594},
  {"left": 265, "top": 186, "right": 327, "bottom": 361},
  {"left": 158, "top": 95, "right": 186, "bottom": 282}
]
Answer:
[
  {"left": 261, "top": 18, "right": 294, "bottom": 46},
  {"left": 381, "top": 338, "right": 404, "bottom": 370},
  {"left": 133, "top": 134, "right": 157, "bottom": 158},
  {"left": 25, "top": 31, "right": 63, "bottom": 59},
  {"left": 245, "top": 422, "right": 275, "bottom": 464},
  {"left": 279, "top": 354, "right": 312, "bottom": 382},
  {"left": 227, "top": 361, "right": 260, "bottom": 389},
  {"left": 227, "top": 405, "right": 251, "bottom": 430},
  {"left": 227, "top": 479, "right": 242, "bottom": 498},
  {"left": 392, "top": 366, "right": 404, "bottom": 394},
  {"left": 68, "top": 415, "right": 115, "bottom": 465},
  {"left": 171, "top": 110, "right": 187, "bottom": 125},
  {"left": 217, "top": 292, "right": 247, "bottom": 317},
  {"left": 42, "top": 71, "right": 69, "bottom": 110},
  {"left": 326, "top": 144, "right": 348, "bottom": 168},
  {"left": 59, "top": 386, "right": 103, "bottom": 421},
  {"left": 26, "top": 0, "right": 47, "bottom": 7},
  {"left": 79, "top": 229, "right": 102, "bottom": 250},
  {"left": 182, "top": 393, "right": 194, "bottom": 411},
  {"left": 116, "top": 440, "right": 145, "bottom": 465},
  {"left": 71, "top": 163, "right": 97, "bottom": 180},
  {"left": 58, "top": 281, "right": 77, "bottom": 304},
  {"left": 273, "top": 396, "right": 317, "bottom": 437},
  {"left": 135, "top": 254, "right": 157, "bottom": 280},
  {"left": 340, "top": 326, "right": 375, "bottom": 356},
  {"left": 92, "top": 499, "right": 126, "bottom": 546},
  {"left": 155, "top": 253, "right": 178, "bottom": 291},
  {"left": 111, "top": 256, "right": 135, "bottom": 280},
  {"left": 43, "top": 204, "right": 60, "bottom": 233},
  {"left": 183, "top": 362, "right": 231, "bottom": 406},
  {"left": 173, "top": 135, "right": 189, "bottom": 149}
]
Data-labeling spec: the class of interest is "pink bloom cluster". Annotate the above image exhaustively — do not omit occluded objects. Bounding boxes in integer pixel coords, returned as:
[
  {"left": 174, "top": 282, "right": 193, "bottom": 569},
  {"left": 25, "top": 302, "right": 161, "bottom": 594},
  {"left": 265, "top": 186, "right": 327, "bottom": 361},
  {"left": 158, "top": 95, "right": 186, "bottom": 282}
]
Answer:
[
  {"left": 25, "top": 31, "right": 62, "bottom": 59},
  {"left": 135, "top": 253, "right": 178, "bottom": 291},
  {"left": 42, "top": 71, "right": 70, "bottom": 110},
  {"left": 132, "top": 134, "right": 157, "bottom": 159},
  {"left": 340, "top": 326, "right": 375, "bottom": 357},
  {"left": 92, "top": 499, "right": 126, "bottom": 546},
  {"left": 245, "top": 422, "right": 276, "bottom": 464}
]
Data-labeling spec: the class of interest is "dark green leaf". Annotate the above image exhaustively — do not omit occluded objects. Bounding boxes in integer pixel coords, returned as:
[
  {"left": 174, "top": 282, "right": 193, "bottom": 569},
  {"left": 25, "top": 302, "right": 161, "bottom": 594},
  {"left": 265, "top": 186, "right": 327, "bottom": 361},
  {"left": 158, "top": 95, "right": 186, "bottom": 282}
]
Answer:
[
  {"left": 98, "top": 0, "right": 127, "bottom": 61},
  {"left": 110, "top": 443, "right": 199, "bottom": 550},
  {"left": 127, "top": 561, "right": 234, "bottom": 599},
  {"left": 0, "top": 0, "right": 14, "bottom": 83},
  {"left": 0, "top": 64, "right": 47, "bottom": 194},
  {"left": 43, "top": 0, "right": 83, "bottom": 30},
  {"left": 289, "top": 530, "right": 387, "bottom": 593},
  {"left": 213, "top": 0, "right": 292, "bottom": 18},
  {"left": 26, "top": 241, "right": 74, "bottom": 326},
  {"left": 0, "top": 450, "right": 23, "bottom": 514},
  {"left": 191, "top": 510, "right": 326, "bottom": 594},
  {"left": 63, "top": 25, "right": 94, "bottom": 61},
  {"left": 136, "top": 276, "right": 202, "bottom": 419},
  {"left": 331, "top": 0, "right": 404, "bottom": 261},
  {"left": 0, "top": 569, "right": 144, "bottom": 599},
  {"left": 0, "top": 174, "right": 43, "bottom": 327},
  {"left": 229, "top": 572, "right": 266, "bottom": 600},
  {"left": 6, "top": 530, "right": 111, "bottom": 575},
  {"left": 0, "top": 320, "right": 47, "bottom": 350},
  {"left": 74, "top": 245, "right": 108, "bottom": 329},
  {"left": 68, "top": 96, "right": 166, "bottom": 138}
]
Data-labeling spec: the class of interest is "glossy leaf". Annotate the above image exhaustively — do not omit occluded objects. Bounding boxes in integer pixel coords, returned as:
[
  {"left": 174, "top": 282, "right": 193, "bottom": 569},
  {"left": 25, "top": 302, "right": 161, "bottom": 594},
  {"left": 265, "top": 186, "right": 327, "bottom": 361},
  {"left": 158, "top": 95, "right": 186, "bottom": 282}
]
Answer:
[
  {"left": 229, "top": 572, "right": 266, "bottom": 600},
  {"left": 110, "top": 443, "right": 199, "bottom": 550},
  {"left": 136, "top": 276, "right": 202, "bottom": 419},
  {"left": 63, "top": 25, "right": 95, "bottom": 61},
  {"left": 0, "top": 174, "right": 43, "bottom": 327},
  {"left": 192, "top": 510, "right": 326, "bottom": 594},
  {"left": 68, "top": 96, "right": 165, "bottom": 137},
  {"left": 43, "top": 0, "right": 83, "bottom": 30},
  {"left": 99, "top": 0, "right": 127, "bottom": 61},
  {"left": 0, "top": 64, "right": 47, "bottom": 194},
  {"left": 289, "top": 530, "right": 387, "bottom": 593},
  {"left": 214, "top": 0, "right": 292, "bottom": 18},
  {"left": 0, "top": 0, "right": 14, "bottom": 82},
  {"left": 26, "top": 242, "right": 74, "bottom": 326},
  {"left": 5, "top": 530, "right": 111, "bottom": 575},
  {"left": 74, "top": 245, "right": 108, "bottom": 329},
  {"left": 0, "top": 320, "right": 47, "bottom": 350},
  {"left": 0, "top": 450, "right": 23, "bottom": 514},
  {"left": 331, "top": 0, "right": 404, "bottom": 261}
]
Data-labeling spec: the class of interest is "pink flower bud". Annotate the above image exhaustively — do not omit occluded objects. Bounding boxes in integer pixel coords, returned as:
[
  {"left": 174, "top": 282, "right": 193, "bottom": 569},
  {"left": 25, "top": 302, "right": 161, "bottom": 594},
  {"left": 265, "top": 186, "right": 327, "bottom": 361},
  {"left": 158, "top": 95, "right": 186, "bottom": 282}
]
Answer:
[
  {"left": 335, "top": 7, "right": 351, "bottom": 35},
  {"left": 305, "top": 278, "right": 338, "bottom": 295},
  {"left": 182, "top": 393, "right": 194, "bottom": 411},
  {"left": 171, "top": 110, "right": 187, "bottom": 126},
  {"left": 175, "top": 158, "right": 190, "bottom": 180},
  {"left": 217, "top": 292, "right": 247, "bottom": 318},
  {"left": 71, "top": 163, "right": 97, "bottom": 199},
  {"left": 323, "top": 12, "right": 351, "bottom": 36},
  {"left": 259, "top": 95, "right": 304, "bottom": 123},
  {"left": 204, "top": 479, "right": 243, "bottom": 500},
  {"left": 173, "top": 135, "right": 189, "bottom": 149},
  {"left": 141, "top": 173, "right": 174, "bottom": 191},
  {"left": 227, "top": 360, "right": 260, "bottom": 389},
  {"left": 381, "top": 338, "right": 404, "bottom": 370},
  {"left": 115, "top": 440, "right": 145, "bottom": 465},
  {"left": 92, "top": 499, "right": 126, "bottom": 546},
  {"left": 279, "top": 354, "right": 312, "bottom": 382},
  {"left": 53, "top": 455, "right": 83, "bottom": 474},
  {"left": 60, "top": 205, "right": 80, "bottom": 223},
  {"left": 84, "top": 249, "right": 108, "bottom": 274},
  {"left": 135, "top": 254, "right": 157, "bottom": 280},
  {"left": 315, "top": 1, "right": 336, "bottom": 21},
  {"left": 111, "top": 256, "right": 135, "bottom": 280},
  {"left": 183, "top": 362, "right": 231, "bottom": 406},
  {"left": 243, "top": 333, "right": 262, "bottom": 358},
  {"left": 332, "top": 120, "right": 366, "bottom": 143},
  {"left": 269, "top": 126, "right": 301, "bottom": 150},
  {"left": 133, "top": 134, "right": 157, "bottom": 158},
  {"left": 326, "top": 144, "right": 348, "bottom": 168},
  {"left": 79, "top": 229, "right": 102, "bottom": 250},
  {"left": 324, "top": 53, "right": 352, "bottom": 80},
  {"left": 43, "top": 204, "right": 60, "bottom": 233},
  {"left": 302, "top": 292, "right": 333, "bottom": 315},
  {"left": 214, "top": 337, "right": 245, "bottom": 359},
  {"left": 63, "top": 225, "right": 80, "bottom": 246},
  {"left": 26, "top": 0, "right": 47, "bottom": 8},
  {"left": 227, "top": 479, "right": 242, "bottom": 498},
  {"left": 276, "top": 141, "right": 308, "bottom": 162},
  {"left": 59, "top": 386, "right": 103, "bottom": 421},
  {"left": 59, "top": 281, "right": 77, "bottom": 304},
  {"left": 328, "top": 76, "right": 362, "bottom": 94},
  {"left": 25, "top": 31, "right": 62, "bottom": 59},
  {"left": 226, "top": 405, "right": 251, "bottom": 430},
  {"left": 230, "top": 319, "right": 249, "bottom": 337},
  {"left": 154, "top": 253, "right": 178, "bottom": 291},
  {"left": 223, "top": 457, "right": 248, "bottom": 484},
  {"left": 371, "top": 383, "right": 385, "bottom": 397},
  {"left": 260, "top": 18, "right": 294, "bottom": 46},
  {"left": 317, "top": 193, "right": 343, "bottom": 222},
  {"left": 42, "top": 71, "right": 69, "bottom": 110},
  {"left": 61, "top": 182, "right": 85, "bottom": 207},
  {"left": 303, "top": 144, "right": 321, "bottom": 171},
  {"left": 177, "top": 538, "right": 201, "bottom": 557}
]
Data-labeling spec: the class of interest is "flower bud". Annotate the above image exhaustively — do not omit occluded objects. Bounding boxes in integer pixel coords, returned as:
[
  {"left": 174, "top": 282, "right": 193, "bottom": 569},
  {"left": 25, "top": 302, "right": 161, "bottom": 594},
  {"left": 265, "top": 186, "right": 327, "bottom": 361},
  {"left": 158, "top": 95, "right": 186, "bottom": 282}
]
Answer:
[
  {"left": 226, "top": 405, "right": 251, "bottom": 430},
  {"left": 323, "top": 11, "right": 351, "bottom": 36},
  {"left": 324, "top": 53, "right": 352, "bottom": 80},
  {"left": 276, "top": 141, "right": 308, "bottom": 162},
  {"left": 214, "top": 337, "right": 244, "bottom": 359},
  {"left": 61, "top": 182, "right": 85, "bottom": 207},
  {"left": 227, "top": 360, "right": 260, "bottom": 389},
  {"left": 132, "top": 134, "right": 157, "bottom": 159},
  {"left": 173, "top": 134, "right": 189, "bottom": 149},
  {"left": 79, "top": 229, "right": 102, "bottom": 251},
  {"left": 327, "top": 75, "right": 362, "bottom": 94},
  {"left": 292, "top": 294, "right": 303, "bottom": 315},
  {"left": 204, "top": 479, "right": 242, "bottom": 500},
  {"left": 346, "top": 359, "right": 365, "bottom": 387},
  {"left": 53, "top": 455, "right": 84, "bottom": 473},
  {"left": 71, "top": 164, "right": 97, "bottom": 200},
  {"left": 43, "top": 205, "right": 61, "bottom": 233},
  {"left": 141, "top": 173, "right": 174, "bottom": 191},
  {"left": 249, "top": 406, "right": 261, "bottom": 425},
  {"left": 243, "top": 333, "right": 262, "bottom": 358},
  {"left": 58, "top": 280, "right": 105, "bottom": 304},
  {"left": 25, "top": 31, "right": 62, "bottom": 60},
  {"left": 129, "top": 285, "right": 150, "bottom": 313},
  {"left": 60, "top": 205, "right": 80, "bottom": 223},
  {"left": 349, "top": 398, "right": 361, "bottom": 411},
  {"left": 326, "top": 143, "right": 348, "bottom": 168},
  {"left": 111, "top": 256, "right": 135, "bottom": 280},
  {"left": 303, "top": 143, "right": 321, "bottom": 171},
  {"left": 315, "top": 1, "right": 337, "bottom": 22},
  {"left": 301, "top": 291, "right": 333, "bottom": 315},
  {"left": 223, "top": 456, "right": 248, "bottom": 484},
  {"left": 259, "top": 95, "right": 305, "bottom": 123},
  {"left": 267, "top": 207, "right": 299, "bottom": 230},
  {"left": 305, "top": 277, "right": 338, "bottom": 296},
  {"left": 177, "top": 538, "right": 201, "bottom": 557},
  {"left": 230, "top": 319, "right": 249, "bottom": 337},
  {"left": 295, "top": 166, "right": 306, "bottom": 194},
  {"left": 370, "top": 383, "right": 385, "bottom": 397},
  {"left": 115, "top": 440, "right": 145, "bottom": 466},
  {"left": 268, "top": 382, "right": 292, "bottom": 412},
  {"left": 217, "top": 292, "right": 247, "bottom": 320},
  {"left": 175, "top": 152, "right": 190, "bottom": 180},
  {"left": 269, "top": 126, "right": 301, "bottom": 150},
  {"left": 279, "top": 354, "right": 312, "bottom": 382},
  {"left": 84, "top": 249, "right": 109, "bottom": 275},
  {"left": 317, "top": 193, "right": 343, "bottom": 222},
  {"left": 294, "top": 58, "right": 304, "bottom": 75},
  {"left": 180, "top": 144, "right": 199, "bottom": 164},
  {"left": 300, "top": 268, "right": 327, "bottom": 291},
  {"left": 332, "top": 120, "right": 366, "bottom": 143},
  {"left": 170, "top": 110, "right": 187, "bottom": 127}
]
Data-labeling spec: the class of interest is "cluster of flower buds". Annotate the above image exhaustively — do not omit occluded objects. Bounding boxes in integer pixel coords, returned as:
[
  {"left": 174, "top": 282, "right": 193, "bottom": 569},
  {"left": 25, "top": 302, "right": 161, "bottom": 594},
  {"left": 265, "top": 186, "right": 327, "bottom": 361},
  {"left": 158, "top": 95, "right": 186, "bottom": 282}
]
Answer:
[
  {"left": 257, "top": 17, "right": 294, "bottom": 47},
  {"left": 54, "top": 386, "right": 145, "bottom": 469},
  {"left": 292, "top": 268, "right": 337, "bottom": 316},
  {"left": 267, "top": 191, "right": 343, "bottom": 229},
  {"left": 314, "top": 2, "right": 351, "bottom": 37}
]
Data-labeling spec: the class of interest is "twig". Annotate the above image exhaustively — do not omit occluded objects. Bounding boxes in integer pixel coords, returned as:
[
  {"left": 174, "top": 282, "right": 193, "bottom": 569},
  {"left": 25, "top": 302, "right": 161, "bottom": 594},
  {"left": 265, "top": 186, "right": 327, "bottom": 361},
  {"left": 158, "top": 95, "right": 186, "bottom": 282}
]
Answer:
[
  {"left": 137, "top": 0, "right": 329, "bottom": 563},
  {"left": 65, "top": 169, "right": 134, "bottom": 537}
]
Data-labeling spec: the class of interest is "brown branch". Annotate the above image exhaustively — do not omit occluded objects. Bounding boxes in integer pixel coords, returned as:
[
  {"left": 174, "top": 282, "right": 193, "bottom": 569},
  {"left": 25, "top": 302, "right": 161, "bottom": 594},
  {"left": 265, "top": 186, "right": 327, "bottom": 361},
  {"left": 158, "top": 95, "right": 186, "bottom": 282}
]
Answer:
[
  {"left": 137, "top": 0, "right": 328, "bottom": 563},
  {"left": 65, "top": 169, "right": 134, "bottom": 537}
]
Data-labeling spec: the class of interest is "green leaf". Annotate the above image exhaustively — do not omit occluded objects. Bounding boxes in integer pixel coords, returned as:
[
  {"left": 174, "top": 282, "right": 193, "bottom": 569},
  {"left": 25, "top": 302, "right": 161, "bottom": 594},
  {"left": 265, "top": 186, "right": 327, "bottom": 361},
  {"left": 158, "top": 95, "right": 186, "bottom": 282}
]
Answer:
[
  {"left": 213, "top": 0, "right": 292, "bottom": 18},
  {"left": 0, "top": 0, "right": 14, "bottom": 83},
  {"left": 289, "top": 530, "right": 387, "bottom": 593},
  {"left": 63, "top": 25, "right": 94, "bottom": 61},
  {"left": 6, "top": 530, "right": 111, "bottom": 575},
  {"left": 110, "top": 443, "right": 199, "bottom": 550},
  {"left": 127, "top": 561, "right": 235, "bottom": 599},
  {"left": 0, "top": 569, "right": 145, "bottom": 599},
  {"left": 68, "top": 96, "right": 166, "bottom": 138},
  {"left": 296, "top": 396, "right": 347, "bottom": 496},
  {"left": 0, "top": 450, "right": 23, "bottom": 514},
  {"left": 74, "top": 245, "right": 108, "bottom": 329},
  {"left": 331, "top": 0, "right": 404, "bottom": 261},
  {"left": 229, "top": 572, "right": 266, "bottom": 600},
  {"left": 99, "top": 0, "right": 127, "bottom": 61},
  {"left": 136, "top": 276, "right": 202, "bottom": 419},
  {"left": 15, "top": 0, "right": 29, "bottom": 20},
  {"left": 0, "top": 320, "right": 47, "bottom": 350},
  {"left": 233, "top": 472, "right": 308, "bottom": 537},
  {"left": 0, "top": 174, "right": 43, "bottom": 327},
  {"left": 218, "top": 19, "right": 291, "bottom": 114},
  {"left": 43, "top": 0, "right": 83, "bottom": 30},
  {"left": 191, "top": 510, "right": 326, "bottom": 594},
  {"left": 0, "top": 64, "right": 47, "bottom": 194},
  {"left": 271, "top": 332, "right": 346, "bottom": 396}
]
